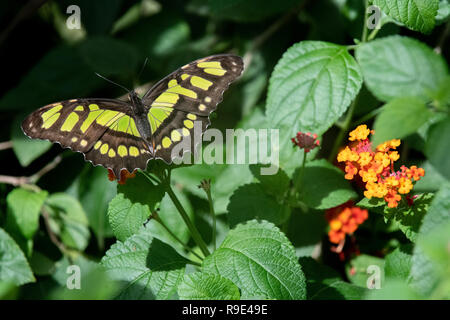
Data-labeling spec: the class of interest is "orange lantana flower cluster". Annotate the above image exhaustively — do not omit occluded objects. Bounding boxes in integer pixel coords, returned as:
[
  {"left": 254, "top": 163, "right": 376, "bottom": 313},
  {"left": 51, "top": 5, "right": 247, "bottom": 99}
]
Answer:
[
  {"left": 337, "top": 125, "right": 425, "bottom": 208},
  {"left": 326, "top": 202, "right": 368, "bottom": 244}
]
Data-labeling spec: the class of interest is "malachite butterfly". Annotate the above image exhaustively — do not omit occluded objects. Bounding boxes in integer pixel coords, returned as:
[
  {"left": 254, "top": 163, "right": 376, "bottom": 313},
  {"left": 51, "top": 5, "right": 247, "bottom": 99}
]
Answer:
[{"left": 22, "top": 54, "right": 244, "bottom": 178}]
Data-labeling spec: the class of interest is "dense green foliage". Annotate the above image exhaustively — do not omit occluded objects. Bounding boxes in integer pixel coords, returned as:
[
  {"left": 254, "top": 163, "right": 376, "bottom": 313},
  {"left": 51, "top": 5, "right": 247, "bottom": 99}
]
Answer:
[{"left": 0, "top": 0, "right": 449, "bottom": 300}]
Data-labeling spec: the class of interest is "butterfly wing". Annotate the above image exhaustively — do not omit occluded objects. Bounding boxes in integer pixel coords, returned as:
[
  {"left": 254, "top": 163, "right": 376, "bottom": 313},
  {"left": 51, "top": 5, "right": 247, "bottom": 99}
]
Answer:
[
  {"left": 22, "top": 98, "right": 151, "bottom": 177},
  {"left": 141, "top": 54, "right": 244, "bottom": 162}
]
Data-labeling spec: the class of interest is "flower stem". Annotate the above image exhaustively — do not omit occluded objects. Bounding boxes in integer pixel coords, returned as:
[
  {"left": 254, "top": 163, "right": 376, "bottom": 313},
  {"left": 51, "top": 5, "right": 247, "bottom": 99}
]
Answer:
[
  {"left": 328, "top": 95, "right": 359, "bottom": 162},
  {"left": 361, "top": 0, "right": 369, "bottom": 43},
  {"left": 204, "top": 186, "right": 217, "bottom": 251},
  {"left": 165, "top": 183, "right": 211, "bottom": 257}
]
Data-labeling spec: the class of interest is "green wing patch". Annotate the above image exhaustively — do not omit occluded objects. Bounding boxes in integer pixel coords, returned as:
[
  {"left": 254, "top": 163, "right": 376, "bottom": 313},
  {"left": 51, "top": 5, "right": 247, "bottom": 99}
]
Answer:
[{"left": 142, "top": 54, "right": 244, "bottom": 162}]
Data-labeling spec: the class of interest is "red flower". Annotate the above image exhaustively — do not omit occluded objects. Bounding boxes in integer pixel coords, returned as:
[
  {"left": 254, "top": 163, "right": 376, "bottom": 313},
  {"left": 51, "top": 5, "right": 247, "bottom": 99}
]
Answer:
[{"left": 291, "top": 132, "right": 320, "bottom": 153}]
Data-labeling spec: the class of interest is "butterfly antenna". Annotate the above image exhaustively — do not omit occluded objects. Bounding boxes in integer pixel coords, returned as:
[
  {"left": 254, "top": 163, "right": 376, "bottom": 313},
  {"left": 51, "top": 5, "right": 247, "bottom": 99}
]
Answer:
[
  {"left": 137, "top": 57, "right": 149, "bottom": 80},
  {"left": 95, "top": 72, "right": 131, "bottom": 94}
]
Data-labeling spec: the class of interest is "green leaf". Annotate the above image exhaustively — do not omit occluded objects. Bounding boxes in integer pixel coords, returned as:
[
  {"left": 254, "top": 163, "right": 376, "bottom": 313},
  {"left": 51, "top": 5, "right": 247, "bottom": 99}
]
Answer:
[
  {"left": 46, "top": 193, "right": 90, "bottom": 250},
  {"left": 365, "top": 277, "right": 422, "bottom": 299},
  {"left": 51, "top": 256, "right": 119, "bottom": 300},
  {"left": 79, "top": 36, "right": 139, "bottom": 76},
  {"left": 372, "top": 0, "right": 439, "bottom": 33},
  {"left": 383, "top": 193, "right": 434, "bottom": 242},
  {"left": 384, "top": 244, "right": 413, "bottom": 281},
  {"left": 0, "top": 228, "right": 35, "bottom": 285},
  {"left": 425, "top": 118, "right": 450, "bottom": 180},
  {"left": 172, "top": 163, "right": 253, "bottom": 214},
  {"left": 207, "top": 0, "right": 301, "bottom": 22},
  {"left": 428, "top": 75, "right": 450, "bottom": 108},
  {"left": 356, "top": 36, "right": 448, "bottom": 102},
  {"left": 202, "top": 220, "right": 307, "bottom": 299},
  {"left": 415, "top": 221, "right": 450, "bottom": 298},
  {"left": 29, "top": 251, "right": 55, "bottom": 276},
  {"left": 178, "top": 272, "right": 240, "bottom": 300},
  {"left": 76, "top": 166, "right": 116, "bottom": 246},
  {"left": 227, "top": 183, "right": 290, "bottom": 227},
  {"left": 108, "top": 193, "right": 150, "bottom": 242},
  {"left": 249, "top": 164, "right": 290, "bottom": 198},
  {"left": 267, "top": 41, "right": 362, "bottom": 164},
  {"left": 372, "top": 97, "right": 434, "bottom": 147},
  {"left": 357, "top": 197, "right": 386, "bottom": 209},
  {"left": 6, "top": 188, "right": 48, "bottom": 239},
  {"left": 410, "top": 183, "right": 450, "bottom": 297},
  {"left": 414, "top": 161, "right": 449, "bottom": 192},
  {"left": 299, "top": 257, "right": 367, "bottom": 300},
  {"left": 11, "top": 115, "right": 52, "bottom": 167},
  {"left": 436, "top": 0, "right": 450, "bottom": 24},
  {"left": 101, "top": 226, "right": 187, "bottom": 300},
  {"left": 298, "top": 159, "right": 357, "bottom": 210},
  {"left": 346, "top": 254, "right": 385, "bottom": 288},
  {"left": 117, "top": 171, "right": 165, "bottom": 213},
  {"left": 121, "top": 12, "right": 190, "bottom": 63}
]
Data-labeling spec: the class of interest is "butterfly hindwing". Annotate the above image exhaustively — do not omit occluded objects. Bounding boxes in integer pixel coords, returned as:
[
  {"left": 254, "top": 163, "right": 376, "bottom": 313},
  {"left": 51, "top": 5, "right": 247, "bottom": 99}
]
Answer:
[
  {"left": 142, "top": 54, "right": 244, "bottom": 162},
  {"left": 22, "top": 99, "right": 151, "bottom": 177}
]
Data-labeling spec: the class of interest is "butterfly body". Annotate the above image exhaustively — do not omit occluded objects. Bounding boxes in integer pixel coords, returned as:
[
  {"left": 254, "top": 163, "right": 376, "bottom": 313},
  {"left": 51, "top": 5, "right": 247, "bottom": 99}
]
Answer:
[{"left": 22, "top": 54, "right": 244, "bottom": 178}]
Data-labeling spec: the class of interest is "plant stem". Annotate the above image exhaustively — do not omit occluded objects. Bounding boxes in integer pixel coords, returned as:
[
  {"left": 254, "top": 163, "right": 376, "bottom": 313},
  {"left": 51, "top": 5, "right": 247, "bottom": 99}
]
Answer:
[
  {"left": 361, "top": 0, "right": 369, "bottom": 43},
  {"left": 204, "top": 186, "right": 217, "bottom": 251},
  {"left": 165, "top": 183, "right": 211, "bottom": 257},
  {"left": 367, "top": 26, "right": 380, "bottom": 41},
  {"left": 151, "top": 213, "right": 204, "bottom": 261},
  {"left": 294, "top": 151, "right": 308, "bottom": 192},
  {"left": 284, "top": 151, "right": 308, "bottom": 234},
  {"left": 328, "top": 95, "right": 359, "bottom": 162}
]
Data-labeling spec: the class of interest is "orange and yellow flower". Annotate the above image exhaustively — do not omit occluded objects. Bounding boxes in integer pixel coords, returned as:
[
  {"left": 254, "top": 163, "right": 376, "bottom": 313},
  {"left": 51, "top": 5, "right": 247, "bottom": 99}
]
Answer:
[
  {"left": 326, "top": 202, "right": 368, "bottom": 244},
  {"left": 337, "top": 125, "right": 425, "bottom": 208}
]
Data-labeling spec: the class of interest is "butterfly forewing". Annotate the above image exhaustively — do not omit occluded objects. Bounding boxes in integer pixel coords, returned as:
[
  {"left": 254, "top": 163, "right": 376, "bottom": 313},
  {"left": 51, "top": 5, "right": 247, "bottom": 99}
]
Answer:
[
  {"left": 22, "top": 99, "right": 151, "bottom": 177},
  {"left": 142, "top": 54, "right": 244, "bottom": 162}
]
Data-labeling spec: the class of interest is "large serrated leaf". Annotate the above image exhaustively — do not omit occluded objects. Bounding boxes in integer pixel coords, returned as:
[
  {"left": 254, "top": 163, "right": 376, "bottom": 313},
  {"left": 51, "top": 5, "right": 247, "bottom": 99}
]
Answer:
[
  {"left": 383, "top": 193, "right": 434, "bottom": 242},
  {"left": 227, "top": 183, "right": 290, "bottom": 227},
  {"left": 267, "top": 41, "right": 362, "bottom": 136},
  {"left": 356, "top": 36, "right": 448, "bottom": 102},
  {"left": 202, "top": 220, "right": 306, "bottom": 299},
  {"left": 373, "top": 0, "right": 439, "bottom": 34},
  {"left": 101, "top": 226, "right": 187, "bottom": 300},
  {"left": 0, "top": 228, "right": 35, "bottom": 285},
  {"left": 178, "top": 272, "right": 240, "bottom": 300},
  {"left": 107, "top": 193, "right": 149, "bottom": 242},
  {"left": 266, "top": 41, "right": 362, "bottom": 170}
]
